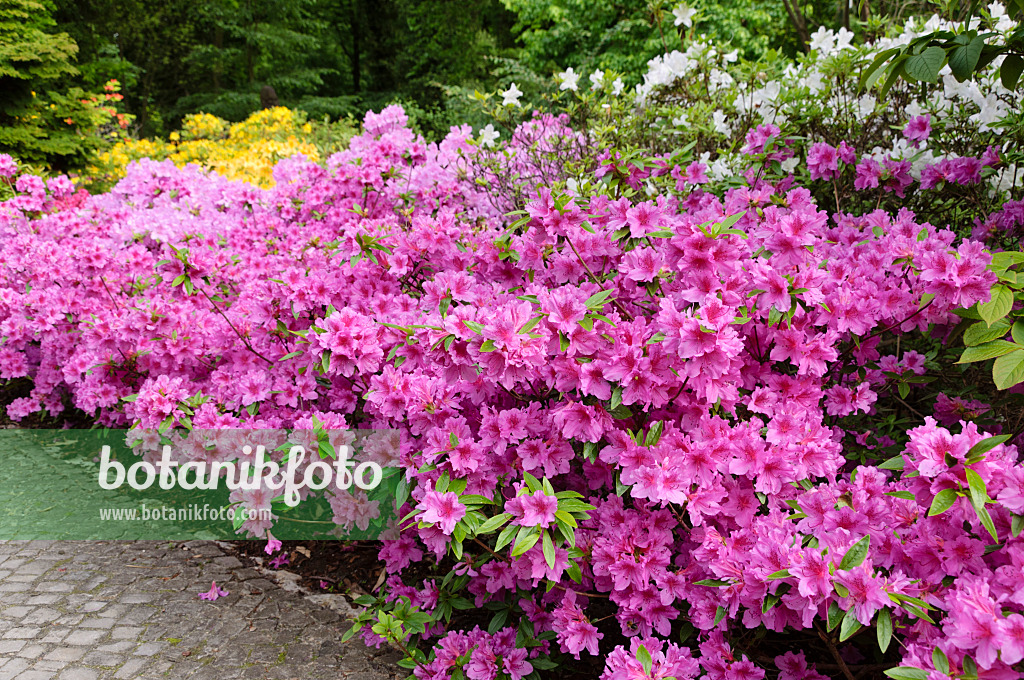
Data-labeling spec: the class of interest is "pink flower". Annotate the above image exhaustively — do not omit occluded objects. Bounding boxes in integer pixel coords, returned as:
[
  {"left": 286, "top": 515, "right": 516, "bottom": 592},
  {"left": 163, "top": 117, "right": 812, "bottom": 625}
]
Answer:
[
  {"left": 269, "top": 553, "right": 290, "bottom": 569},
  {"left": 807, "top": 142, "right": 839, "bottom": 181},
  {"left": 0, "top": 153, "right": 16, "bottom": 178},
  {"left": 265, "top": 533, "right": 282, "bottom": 555},
  {"left": 835, "top": 564, "right": 889, "bottom": 625},
  {"left": 517, "top": 490, "right": 558, "bottom": 528},
  {"left": 199, "top": 581, "right": 229, "bottom": 601},
  {"left": 417, "top": 490, "right": 466, "bottom": 535},
  {"left": 903, "top": 115, "right": 931, "bottom": 142}
]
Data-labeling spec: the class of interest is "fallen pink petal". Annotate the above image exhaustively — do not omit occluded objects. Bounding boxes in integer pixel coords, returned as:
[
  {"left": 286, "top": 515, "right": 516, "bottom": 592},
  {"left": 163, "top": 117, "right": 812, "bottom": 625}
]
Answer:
[{"left": 198, "top": 581, "right": 229, "bottom": 601}]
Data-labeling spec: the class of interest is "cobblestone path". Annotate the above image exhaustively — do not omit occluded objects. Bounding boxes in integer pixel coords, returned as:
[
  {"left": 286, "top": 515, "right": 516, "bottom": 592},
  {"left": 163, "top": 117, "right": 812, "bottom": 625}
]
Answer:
[{"left": 0, "top": 540, "right": 401, "bottom": 680}]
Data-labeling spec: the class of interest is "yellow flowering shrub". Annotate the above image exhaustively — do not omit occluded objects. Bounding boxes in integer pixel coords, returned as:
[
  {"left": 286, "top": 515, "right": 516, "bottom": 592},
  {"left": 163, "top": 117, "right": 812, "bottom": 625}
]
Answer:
[{"left": 86, "top": 107, "right": 323, "bottom": 189}]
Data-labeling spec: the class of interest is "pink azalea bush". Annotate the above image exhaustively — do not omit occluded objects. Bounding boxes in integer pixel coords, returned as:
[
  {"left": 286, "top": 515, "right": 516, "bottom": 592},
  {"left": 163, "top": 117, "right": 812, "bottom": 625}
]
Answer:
[{"left": 0, "top": 71, "right": 1022, "bottom": 680}]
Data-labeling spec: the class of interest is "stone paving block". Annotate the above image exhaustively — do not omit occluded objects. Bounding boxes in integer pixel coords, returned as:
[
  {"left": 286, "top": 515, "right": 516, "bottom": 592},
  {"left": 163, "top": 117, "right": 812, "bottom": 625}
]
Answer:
[
  {"left": 56, "top": 670, "right": 98, "bottom": 680},
  {"left": 10, "top": 670, "right": 53, "bottom": 680},
  {"left": 0, "top": 639, "right": 27, "bottom": 653},
  {"left": 131, "top": 642, "right": 163, "bottom": 657},
  {"left": 63, "top": 629, "right": 106, "bottom": 645},
  {"left": 42, "top": 648, "right": 85, "bottom": 662},
  {"left": 113, "top": 659, "right": 149, "bottom": 679},
  {"left": 15, "top": 644, "right": 46, "bottom": 659},
  {"left": 29, "top": 662, "right": 66, "bottom": 673},
  {"left": 80, "top": 650, "right": 124, "bottom": 667},
  {"left": 0, "top": 659, "right": 31, "bottom": 680},
  {"left": 22, "top": 608, "right": 60, "bottom": 625}
]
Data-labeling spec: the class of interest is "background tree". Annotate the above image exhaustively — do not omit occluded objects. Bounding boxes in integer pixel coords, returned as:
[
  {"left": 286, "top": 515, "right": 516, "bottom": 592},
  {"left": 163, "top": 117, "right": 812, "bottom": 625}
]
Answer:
[{"left": 0, "top": 0, "right": 118, "bottom": 169}]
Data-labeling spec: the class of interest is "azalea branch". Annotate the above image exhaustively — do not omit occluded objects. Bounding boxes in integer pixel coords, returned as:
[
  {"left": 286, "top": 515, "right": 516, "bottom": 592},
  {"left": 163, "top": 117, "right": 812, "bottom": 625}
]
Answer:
[
  {"left": 563, "top": 234, "right": 634, "bottom": 320},
  {"left": 197, "top": 287, "right": 275, "bottom": 366},
  {"left": 816, "top": 624, "right": 856, "bottom": 680}
]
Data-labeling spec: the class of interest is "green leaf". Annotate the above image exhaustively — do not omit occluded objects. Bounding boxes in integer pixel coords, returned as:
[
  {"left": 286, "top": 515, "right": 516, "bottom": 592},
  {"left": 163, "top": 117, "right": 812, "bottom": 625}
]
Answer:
[
  {"left": 609, "top": 386, "right": 623, "bottom": 411},
  {"left": 963, "top": 319, "right": 1011, "bottom": 346},
  {"left": 979, "top": 284, "right": 1013, "bottom": 326},
  {"left": 518, "top": 316, "right": 543, "bottom": 334},
  {"left": 396, "top": 478, "right": 410, "bottom": 512},
  {"left": 1013, "top": 321, "right": 1024, "bottom": 346},
  {"left": 488, "top": 609, "right": 508, "bottom": 633},
  {"left": 839, "top": 535, "right": 870, "bottom": 571},
  {"left": 827, "top": 601, "right": 843, "bottom": 631},
  {"left": 860, "top": 47, "right": 901, "bottom": 90},
  {"left": 713, "top": 211, "right": 747, "bottom": 234},
  {"left": 948, "top": 36, "right": 984, "bottom": 81},
  {"left": 839, "top": 608, "right": 862, "bottom": 641},
  {"left": 462, "top": 320, "right": 484, "bottom": 334},
  {"left": 966, "top": 471, "right": 991, "bottom": 512},
  {"left": 1012, "top": 513, "right": 1024, "bottom": 538},
  {"left": 967, "top": 434, "right": 1010, "bottom": 459},
  {"left": 645, "top": 421, "right": 664, "bottom": 446},
  {"left": 928, "top": 488, "right": 959, "bottom": 516},
  {"left": 636, "top": 645, "right": 653, "bottom": 676},
  {"left": 904, "top": 46, "right": 946, "bottom": 82},
  {"left": 993, "top": 350, "right": 1024, "bottom": 390},
  {"left": 1000, "top": 54, "right": 1024, "bottom": 90},
  {"left": 476, "top": 513, "right": 512, "bottom": 535},
  {"left": 877, "top": 607, "right": 893, "bottom": 653},
  {"left": 713, "top": 606, "right": 726, "bottom": 626},
  {"left": 511, "top": 527, "right": 540, "bottom": 557},
  {"left": 694, "top": 579, "right": 730, "bottom": 587},
  {"left": 956, "top": 340, "right": 1020, "bottom": 363},
  {"left": 879, "top": 455, "right": 905, "bottom": 470},
  {"left": 541, "top": 530, "right": 556, "bottom": 569},
  {"left": 494, "top": 523, "right": 518, "bottom": 552},
  {"left": 932, "top": 648, "right": 950, "bottom": 676},
  {"left": 584, "top": 289, "right": 614, "bottom": 310},
  {"left": 974, "top": 502, "right": 999, "bottom": 543},
  {"left": 884, "top": 668, "right": 930, "bottom": 680},
  {"left": 766, "top": 569, "right": 791, "bottom": 580}
]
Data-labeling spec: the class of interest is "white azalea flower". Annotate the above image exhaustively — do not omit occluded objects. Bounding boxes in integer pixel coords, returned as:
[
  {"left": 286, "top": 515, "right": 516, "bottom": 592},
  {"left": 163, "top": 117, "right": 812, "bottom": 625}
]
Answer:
[
  {"left": 611, "top": 78, "right": 624, "bottom": 96},
  {"left": 501, "top": 83, "right": 522, "bottom": 107},
  {"left": 809, "top": 27, "right": 834, "bottom": 53},
  {"left": 589, "top": 69, "right": 605, "bottom": 90},
  {"left": 558, "top": 67, "right": 580, "bottom": 92},
  {"left": 478, "top": 124, "right": 499, "bottom": 148},
  {"left": 673, "top": 4, "right": 697, "bottom": 27},
  {"left": 835, "top": 27, "right": 855, "bottom": 50},
  {"left": 712, "top": 110, "right": 732, "bottom": 134}
]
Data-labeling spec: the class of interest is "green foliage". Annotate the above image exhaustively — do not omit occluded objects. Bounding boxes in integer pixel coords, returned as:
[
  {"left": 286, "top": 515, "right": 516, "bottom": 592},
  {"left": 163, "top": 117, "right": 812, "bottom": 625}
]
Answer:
[
  {"left": 52, "top": 0, "right": 518, "bottom": 139},
  {"left": 862, "top": 0, "right": 1024, "bottom": 96},
  {"left": 0, "top": 0, "right": 116, "bottom": 169},
  {"left": 956, "top": 253, "right": 1024, "bottom": 390}
]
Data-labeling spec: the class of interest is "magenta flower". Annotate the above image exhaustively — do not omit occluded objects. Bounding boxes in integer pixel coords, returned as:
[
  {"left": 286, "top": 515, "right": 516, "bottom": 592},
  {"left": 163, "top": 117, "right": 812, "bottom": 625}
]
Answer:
[
  {"left": 0, "top": 153, "right": 16, "bottom": 178},
  {"left": 198, "top": 581, "right": 229, "bottom": 601},
  {"left": 417, "top": 490, "right": 466, "bottom": 535},
  {"left": 517, "top": 491, "right": 558, "bottom": 529},
  {"left": 903, "top": 114, "right": 931, "bottom": 142},
  {"left": 268, "top": 553, "right": 290, "bottom": 569},
  {"left": 806, "top": 142, "right": 839, "bottom": 181},
  {"left": 264, "top": 533, "right": 282, "bottom": 555}
]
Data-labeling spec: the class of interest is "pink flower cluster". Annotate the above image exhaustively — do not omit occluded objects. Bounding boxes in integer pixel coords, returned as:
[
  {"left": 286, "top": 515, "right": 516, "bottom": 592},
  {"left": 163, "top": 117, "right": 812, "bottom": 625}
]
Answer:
[{"left": 1, "top": 104, "right": 1020, "bottom": 678}]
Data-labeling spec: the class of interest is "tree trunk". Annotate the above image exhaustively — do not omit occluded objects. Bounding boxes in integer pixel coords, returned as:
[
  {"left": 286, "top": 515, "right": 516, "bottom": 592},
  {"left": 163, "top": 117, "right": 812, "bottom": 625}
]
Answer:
[{"left": 781, "top": 0, "right": 811, "bottom": 51}]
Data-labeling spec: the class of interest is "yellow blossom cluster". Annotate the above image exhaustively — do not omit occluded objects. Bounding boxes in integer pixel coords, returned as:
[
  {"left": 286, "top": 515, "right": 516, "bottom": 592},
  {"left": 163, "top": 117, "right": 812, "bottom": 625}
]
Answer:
[{"left": 87, "top": 107, "right": 320, "bottom": 188}]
